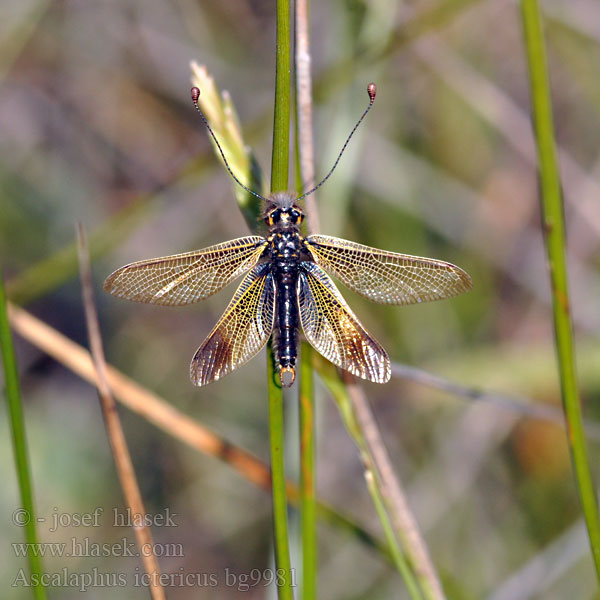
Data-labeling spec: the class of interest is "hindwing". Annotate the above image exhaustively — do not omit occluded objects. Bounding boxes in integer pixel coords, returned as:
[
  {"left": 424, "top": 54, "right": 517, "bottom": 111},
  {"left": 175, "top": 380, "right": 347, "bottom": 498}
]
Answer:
[
  {"left": 297, "top": 262, "right": 390, "bottom": 383},
  {"left": 190, "top": 263, "right": 275, "bottom": 386}
]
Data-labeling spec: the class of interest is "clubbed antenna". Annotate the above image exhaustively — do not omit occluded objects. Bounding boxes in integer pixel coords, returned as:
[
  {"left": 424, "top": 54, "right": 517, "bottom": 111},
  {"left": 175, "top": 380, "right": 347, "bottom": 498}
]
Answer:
[
  {"left": 190, "top": 87, "right": 267, "bottom": 202},
  {"left": 296, "top": 83, "right": 377, "bottom": 202}
]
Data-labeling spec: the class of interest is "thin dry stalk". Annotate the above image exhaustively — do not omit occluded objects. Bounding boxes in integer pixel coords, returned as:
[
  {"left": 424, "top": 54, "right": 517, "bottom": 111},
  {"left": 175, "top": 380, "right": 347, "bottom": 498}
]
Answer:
[
  {"left": 295, "top": 9, "right": 442, "bottom": 591},
  {"left": 295, "top": 0, "right": 319, "bottom": 234},
  {"left": 295, "top": 2, "right": 318, "bottom": 597},
  {"left": 76, "top": 225, "right": 165, "bottom": 600},
  {"left": 390, "top": 361, "right": 600, "bottom": 439},
  {"left": 344, "top": 375, "right": 445, "bottom": 600}
]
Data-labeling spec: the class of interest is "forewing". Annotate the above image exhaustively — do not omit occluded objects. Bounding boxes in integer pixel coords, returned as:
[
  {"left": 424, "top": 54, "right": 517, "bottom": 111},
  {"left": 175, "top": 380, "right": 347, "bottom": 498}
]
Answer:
[
  {"left": 298, "top": 262, "right": 390, "bottom": 383},
  {"left": 306, "top": 234, "right": 472, "bottom": 306},
  {"left": 190, "top": 263, "right": 275, "bottom": 386},
  {"left": 103, "top": 236, "right": 267, "bottom": 306}
]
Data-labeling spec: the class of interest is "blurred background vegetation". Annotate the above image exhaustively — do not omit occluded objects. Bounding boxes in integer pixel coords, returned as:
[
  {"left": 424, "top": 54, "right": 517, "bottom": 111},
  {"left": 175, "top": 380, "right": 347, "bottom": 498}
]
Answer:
[{"left": 2, "top": 0, "right": 600, "bottom": 598}]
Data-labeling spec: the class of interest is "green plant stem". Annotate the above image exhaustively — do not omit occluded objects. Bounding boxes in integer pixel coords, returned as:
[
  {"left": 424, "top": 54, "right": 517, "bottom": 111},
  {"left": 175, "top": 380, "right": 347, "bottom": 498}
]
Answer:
[
  {"left": 268, "top": 1, "right": 294, "bottom": 599},
  {"left": 520, "top": 0, "right": 600, "bottom": 580},
  {"left": 267, "top": 345, "right": 294, "bottom": 600},
  {"left": 299, "top": 343, "right": 316, "bottom": 599},
  {"left": 271, "top": 0, "right": 291, "bottom": 193},
  {"left": 0, "top": 268, "right": 47, "bottom": 600}
]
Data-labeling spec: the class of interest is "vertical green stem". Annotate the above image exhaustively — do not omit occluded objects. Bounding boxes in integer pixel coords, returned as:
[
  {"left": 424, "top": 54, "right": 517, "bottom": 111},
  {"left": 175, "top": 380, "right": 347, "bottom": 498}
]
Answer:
[
  {"left": 271, "top": 0, "right": 291, "bottom": 193},
  {"left": 0, "top": 270, "right": 47, "bottom": 600},
  {"left": 299, "top": 343, "right": 316, "bottom": 599},
  {"left": 520, "top": 0, "right": 600, "bottom": 580},
  {"left": 267, "top": 347, "right": 294, "bottom": 600},
  {"left": 269, "top": 1, "right": 293, "bottom": 598},
  {"left": 365, "top": 472, "right": 425, "bottom": 600}
]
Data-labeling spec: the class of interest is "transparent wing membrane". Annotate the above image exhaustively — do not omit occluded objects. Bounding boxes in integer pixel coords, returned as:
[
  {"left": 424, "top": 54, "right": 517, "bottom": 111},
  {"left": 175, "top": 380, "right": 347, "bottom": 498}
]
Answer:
[
  {"left": 103, "top": 236, "right": 267, "bottom": 306},
  {"left": 306, "top": 235, "right": 472, "bottom": 306},
  {"left": 104, "top": 224, "right": 472, "bottom": 386},
  {"left": 190, "top": 263, "right": 275, "bottom": 386},
  {"left": 298, "top": 262, "right": 390, "bottom": 383}
]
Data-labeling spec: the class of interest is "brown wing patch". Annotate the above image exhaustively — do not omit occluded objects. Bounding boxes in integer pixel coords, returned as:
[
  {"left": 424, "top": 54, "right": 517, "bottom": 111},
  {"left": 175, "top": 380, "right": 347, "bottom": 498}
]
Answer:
[
  {"left": 103, "top": 236, "right": 267, "bottom": 306},
  {"left": 306, "top": 234, "right": 472, "bottom": 306},
  {"left": 298, "top": 262, "right": 390, "bottom": 383},
  {"left": 190, "top": 263, "right": 275, "bottom": 386}
]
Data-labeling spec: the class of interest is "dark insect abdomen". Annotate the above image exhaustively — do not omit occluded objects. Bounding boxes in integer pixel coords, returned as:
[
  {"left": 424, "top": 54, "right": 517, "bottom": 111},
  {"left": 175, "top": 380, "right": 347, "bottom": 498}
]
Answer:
[
  {"left": 270, "top": 228, "right": 303, "bottom": 387},
  {"left": 272, "top": 268, "right": 299, "bottom": 387}
]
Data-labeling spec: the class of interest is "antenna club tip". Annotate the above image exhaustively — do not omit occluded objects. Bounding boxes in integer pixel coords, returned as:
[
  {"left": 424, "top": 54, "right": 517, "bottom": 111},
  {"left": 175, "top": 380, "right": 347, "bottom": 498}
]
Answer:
[
  {"left": 191, "top": 87, "right": 200, "bottom": 105},
  {"left": 367, "top": 83, "right": 376, "bottom": 103}
]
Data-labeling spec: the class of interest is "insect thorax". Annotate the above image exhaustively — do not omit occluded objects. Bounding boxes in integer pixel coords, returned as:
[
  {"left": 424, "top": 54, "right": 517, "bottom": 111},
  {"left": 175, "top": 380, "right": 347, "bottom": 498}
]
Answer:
[{"left": 264, "top": 192, "right": 305, "bottom": 270}]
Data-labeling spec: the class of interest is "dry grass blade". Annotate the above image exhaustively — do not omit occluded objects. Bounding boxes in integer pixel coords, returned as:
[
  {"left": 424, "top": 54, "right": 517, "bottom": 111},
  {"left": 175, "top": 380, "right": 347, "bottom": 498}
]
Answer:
[
  {"left": 6, "top": 299, "right": 391, "bottom": 562},
  {"left": 7, "top": 302, "right": 273, "bottom": 490},
  {"left": 76, "top": 224, "right": 165, "bottom": 600},
  {"left": 296, "top": 10, "right": 443, "bottom": 590},
  {"left": 295, "top": 2, "right": 318, "bottom": 596}
]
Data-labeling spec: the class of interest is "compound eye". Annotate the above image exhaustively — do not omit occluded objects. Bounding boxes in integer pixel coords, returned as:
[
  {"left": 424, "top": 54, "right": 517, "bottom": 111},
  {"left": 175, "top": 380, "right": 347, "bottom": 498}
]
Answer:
[{"left": 267, "top": 210, "right": 278, "bottom": 226}]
